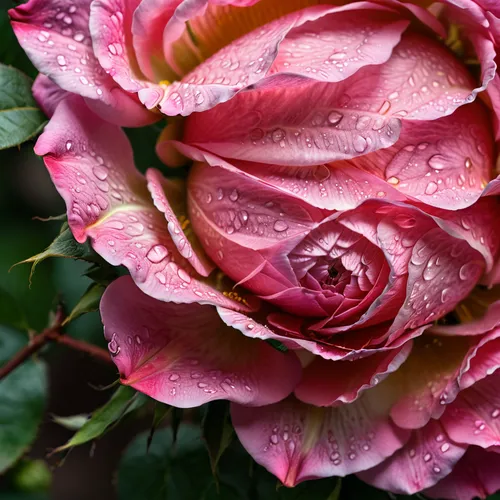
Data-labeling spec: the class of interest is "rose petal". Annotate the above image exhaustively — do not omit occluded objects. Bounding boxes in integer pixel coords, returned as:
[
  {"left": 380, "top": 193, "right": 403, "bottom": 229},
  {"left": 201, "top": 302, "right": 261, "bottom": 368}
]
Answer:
[
  {"left": 294, "top": 342, "right": 412, "bottom": 406},
  {"left": 146, "top": 168, "right": 215, "bottom": 277},
  {"left": 359, "top": 420, "right": 467, "bottom": 495},
  {"left": 9, "top": 0, "right": 155, "bottom": 126},
  {"left": 231, "top": 391, "right": 409, "bottom": 485},
  {"left": 442, "top": 372, "right": 500, "bottom": 449},
  {"left": 425, "top": 447, "right": 500, "bottom": 500},
  {"left": 32, "top": 74, "right": 67, "bottom": 117},
  {"left": 35, "top": 96, "right": 252, "bottom": 311},
  {"left": 101, "top": 275, "right": 302, "bottom": 407}
]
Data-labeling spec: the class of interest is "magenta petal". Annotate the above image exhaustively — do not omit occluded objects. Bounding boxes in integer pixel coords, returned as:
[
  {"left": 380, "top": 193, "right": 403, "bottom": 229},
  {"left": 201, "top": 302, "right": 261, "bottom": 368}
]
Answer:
[
  {"left": 146, "top": 168, "right": 214, "bottom": 277},
  {"left": 425, "top": 447, "right": 500, "bottom": 500},
  {"left": 9, "top": 0, "right": 155, "bottom": 126},
  {"left": 294, "top": 343, "right": 412, "bottom": 406},
  {"left": 32, "top": 74, "right": 67, "bottom": 117},
  {"left": 441, "top": 372, "right": 500, "bottom": 449},
  {"left": 101, "top": 276, "right": 302, "bottom": 408},
  {"left": 231, "top": 392, "right": 409, "bottom": 485},
  {"left": 359, "top": 420, "right": 467, "bottom": 495},
  {"left": 35, "top": 96, "right": 251, "bottom": 311}
]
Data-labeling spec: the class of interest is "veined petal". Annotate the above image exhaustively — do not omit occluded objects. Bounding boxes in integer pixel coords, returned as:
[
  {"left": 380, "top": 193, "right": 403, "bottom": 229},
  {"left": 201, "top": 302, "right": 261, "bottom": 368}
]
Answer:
[
  {"left": 35, "top": 96, "right": 252, "bottom": 311},
  {"left": 231, "top": 391, "right": 409, "bottom": 485},
  {"left": 359, "top": 420, "right": 467, "bottom": 495},
  {"left": 101, "top": 276, "right": 302, "bottom": 407}
]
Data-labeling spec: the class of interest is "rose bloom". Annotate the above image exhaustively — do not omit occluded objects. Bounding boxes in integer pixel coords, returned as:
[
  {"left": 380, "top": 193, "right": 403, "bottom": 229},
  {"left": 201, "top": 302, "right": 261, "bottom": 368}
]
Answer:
[{"left": 10, "top": 0, "right": 500, "bottom": 497}]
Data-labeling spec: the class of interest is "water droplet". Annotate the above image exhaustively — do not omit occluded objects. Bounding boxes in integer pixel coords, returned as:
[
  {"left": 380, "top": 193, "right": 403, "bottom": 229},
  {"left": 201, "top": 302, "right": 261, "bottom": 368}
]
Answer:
[
  {"left": 271, "top": 128, "right": 286, "bottom": 143},
  {"left": 270, "top": 434, "right": 279, "bottom": 445},
  {"left": 440, "top": 443, "right": 450, "bottom": 453},
  {"left": 327, "top": 111, "right": 343, "bottom": 125},
  {"left": 57, "top": 55, "right": 67, "bottom": 66},
  {"left": 177, "top": 268, "right": 192, "bottom": 283},
  {"left": 147, "top": 244, "right": 169, "bottom": 263},
  {"left": 169, "top": 373, "right": 180, "bottom": 381},
  {"left": 428, "top": 155, "right": 447, "bottom": 170},
  {"left": 353, "top": 135, "right": 367, "bottom": 153},
  {"left": 425, "top": 182, "right": 438, "bottom": 195},
  {"left": 107, "top": 333, "right": 120, "bottom": 357},
  {"left": 387, "top": 176, "right": 400, "bottom": 185},
  {"left": 492, "top": 409, "right": 500, "bottom": 418},
  {"left": 459, "top": 262, "right": 476, "bottom": 280},
  {"left": 465, "top": 157, "right": 472, "bottom": 169},
  {"left": 423, "top": 453, "right": 432, "bottom": 462},
  {"left": 197, "top": 382, "right": 208, "bottom": 388},
  {"left": 273, "top": 220, "right": 288, "bottom": 232},
  {"left": 229, "top": 189, "right": 239, "bottom": 202},
  {"left": 378, "top": 100, "right": 391, "bottom": 114}
]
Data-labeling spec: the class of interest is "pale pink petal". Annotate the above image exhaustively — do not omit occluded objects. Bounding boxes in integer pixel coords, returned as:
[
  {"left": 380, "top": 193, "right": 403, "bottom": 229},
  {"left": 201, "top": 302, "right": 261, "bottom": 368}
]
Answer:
[
  {"left": 146, "top": 168, "right": 214, "bottom": 277},
  {"left": 9, "top": 0, "right": 156, "bottom": 126},
  {"left": 442, "top": 372, "right": 500, "bottom": 449},
  {"left": 425, "top": 447, "right": 500, "bottom": 500},
  {"left": 388, "top": 227, "right": 484, "bottom": 335},
  {"left": 183, "top": 78, "right": 402, "bottom": 166},
  {"left": 101, "top": 275, "right": 302, "bottom": 408},
  {"left": 35, "top": 96, "right": 252, "bottom": 311},
  {"left": 356, "top": 102, "right": 494, "bottom": 210},
  {"left": 89, "top": 0, "right": 144, "bottom": 92},
  {"left": 359, "top": 420, "right": 467, "bottom": 495},
  {"left": 231, "top": 391, "right": 409, "bottom": 485},
  {"left": 294, "top": 342, "right": 412, "bottom": 406},
  {"left": 32, "top": 74, "right": 68, "bottom": 117}
]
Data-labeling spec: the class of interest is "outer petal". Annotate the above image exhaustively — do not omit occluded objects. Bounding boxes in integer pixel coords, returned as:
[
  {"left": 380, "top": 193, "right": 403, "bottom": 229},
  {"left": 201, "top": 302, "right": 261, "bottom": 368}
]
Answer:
[
  {"left": 9, "top": 0, "right": 156, "bottom": 126},
  {"left": 142, "top": 4, "right": 410, "bottom": 116},
  {"left": 425, "top": 447, "right": 500, "bottom": 500},
  {"left": 294, "top": 342, "right": 412, "bottom": 406},
  {"left": 231, "top": 390, "right": 410, "bottom": 486},
  {"left": 441, "top": 372, "right": 500, "bottom": 449},
  {"left": 101, "top": 276, "right": 302, "bottom": 407},
  {"left": 32, "top": 74, "right": 68, "bottom": 117},
  {"left": 34, "top": 96, "right": 252, "bottom": 311},
  {"left": 359, "top": 420, "right": 467, "bottom": 495}
]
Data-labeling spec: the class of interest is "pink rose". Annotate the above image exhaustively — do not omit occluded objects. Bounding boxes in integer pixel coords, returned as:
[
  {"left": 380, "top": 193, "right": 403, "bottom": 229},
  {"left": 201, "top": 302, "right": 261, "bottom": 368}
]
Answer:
[{"left": 16, "top": 0, "right": 500, "bottom": 497}]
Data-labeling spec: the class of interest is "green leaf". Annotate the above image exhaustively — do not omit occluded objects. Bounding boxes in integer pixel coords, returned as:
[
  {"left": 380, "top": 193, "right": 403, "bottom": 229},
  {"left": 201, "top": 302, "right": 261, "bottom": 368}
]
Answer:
[
  {"left": 0, "top": 288, "right": 29, "bottom": 330},
  {"left": 118, "top": 426, "right": 214, "bottom": 500},
  {"left": 52, "top": 414, "right": 89, "bottom": 431},
  {"left": 53, "top": 386, "right": 146, "bottom": 452},
  {"left": 0, "top": 64, "right": 46, "bottom": 150},
  {"left": 202, "top": 401, "right": 234, "bottom": 476},
  {"left": 15, "top": 225, "right": 100, "bottom": 284},
  {"left": 62, "top": 283, "right": 106, "bottom": 325},
  {"left": 147, "top": 403, "right": 172, "bottom": 452},
  {"left": 12, "top": 459, "right": 52, "bottom": 492},
  {"left": 0, "top": 327, "right": 48, "bottom": 473}
]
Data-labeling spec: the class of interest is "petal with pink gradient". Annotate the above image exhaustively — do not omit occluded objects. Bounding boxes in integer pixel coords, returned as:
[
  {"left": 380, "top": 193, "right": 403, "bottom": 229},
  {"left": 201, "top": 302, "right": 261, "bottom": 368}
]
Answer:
[
  {"left": 101, "top": 275, "right": 302, "bottom": 408},
  {"left": 294, "top": 342, "right": 412, "bottom": 407},
  {"left": 9, "top": 0, "right": 155, "bottom": 126},
  {"left": 355, "top": 102, "right": 494, "bottom": 210},
  {"left": 359, "top": 420, "right": 467, "bottom": 495},
  {"left": 147, "top": 4, "right": 410, "bottom": 116},
  {"left": 32, "top": 74, "right": 67, "bottom": 117},
  {"left": 425, "top": 447, "right": 500, "bottom": 500},
  {"left": 89, "top": 0, "right": 144, "bottom": 92},
  {"left": 389, "top": 227, "right": 484, "bottom": 335},
  {"left": 34, "top": 97, "right": 252, "bottom": 311},
  {"left": 146, "top": 168, "right": 214, "bottom": 277},
  {"left": 441, "top": 372, "right": 500, "bottom": 449},
  {"left": 231, "top": 391, "right": 409, "bottom": 486}
]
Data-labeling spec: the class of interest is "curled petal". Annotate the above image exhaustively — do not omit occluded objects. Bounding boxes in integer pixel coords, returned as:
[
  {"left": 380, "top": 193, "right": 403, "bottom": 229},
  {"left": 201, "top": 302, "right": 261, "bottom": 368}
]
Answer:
[
  {"left": 101, "top": 276, "right": 302, "bottom": 407},
  {"left": 35, "top": 96, "right": 251, "bottom": 311},
  {"left": 359, "top": 420, "right": 467, "bottom": 495},
  {"left": 231, "top": 391, "right": 410, "bottom": 486}
]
